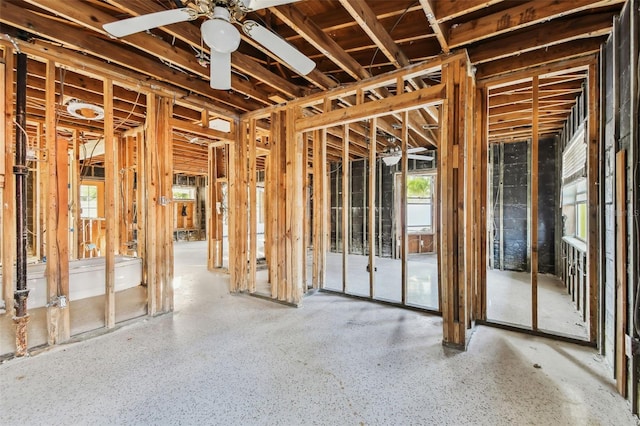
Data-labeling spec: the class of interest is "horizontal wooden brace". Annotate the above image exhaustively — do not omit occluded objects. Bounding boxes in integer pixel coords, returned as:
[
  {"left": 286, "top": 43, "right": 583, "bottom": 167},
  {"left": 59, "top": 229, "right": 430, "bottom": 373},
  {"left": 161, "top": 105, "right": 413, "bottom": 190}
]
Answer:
[{"left": 296, "top": 84, "right": 445, "bottom": 132}]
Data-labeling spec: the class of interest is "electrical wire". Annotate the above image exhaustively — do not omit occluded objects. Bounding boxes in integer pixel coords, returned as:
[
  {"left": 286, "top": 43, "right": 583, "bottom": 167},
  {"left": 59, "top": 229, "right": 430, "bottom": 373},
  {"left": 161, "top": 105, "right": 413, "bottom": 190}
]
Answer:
[
  {"left": 367, "top": 1, "right": 419, "bottom": 74},
  {"left": 113, "top": 90, "right": 143, "bottom": 132}
]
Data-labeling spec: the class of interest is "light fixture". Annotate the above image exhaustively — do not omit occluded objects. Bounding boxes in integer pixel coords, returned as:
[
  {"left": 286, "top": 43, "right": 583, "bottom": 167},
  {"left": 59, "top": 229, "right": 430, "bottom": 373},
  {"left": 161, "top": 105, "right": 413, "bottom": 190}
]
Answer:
[
  {"left": 382, "top": 155, "right": 401, "bottom": 166},
  {"left": 66, "top": 100, "right": 104, "bottom": 120},
  {"left": 201, "top": 7, "right": 241, "bottom": 90}
]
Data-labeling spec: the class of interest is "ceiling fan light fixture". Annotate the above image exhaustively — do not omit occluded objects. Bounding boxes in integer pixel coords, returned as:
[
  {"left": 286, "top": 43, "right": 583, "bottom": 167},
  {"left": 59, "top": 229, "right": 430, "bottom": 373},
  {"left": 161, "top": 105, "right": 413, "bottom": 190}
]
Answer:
[
  {"left": 201, "top": 7, "right": 241, "bottom": 54},
  {"left": 382, "top": 155, "right": 401, "bottom": 167}
]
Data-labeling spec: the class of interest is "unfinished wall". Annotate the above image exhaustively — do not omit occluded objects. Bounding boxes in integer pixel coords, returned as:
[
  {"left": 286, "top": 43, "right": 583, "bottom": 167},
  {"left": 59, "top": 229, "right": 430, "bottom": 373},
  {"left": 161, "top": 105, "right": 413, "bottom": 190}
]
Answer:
[
  {"left": 538, "top": 138, "right": 558, "bottom": 273},
  {"left": 350, "top": 159, "right": 367, "bottom": 254},
  {"left": 603, "top": 29, "right": 617, "bottom": 374},
  {"left": 601, "top": 0, "right": 639, "bottom": 406},
  {"left": 378, "top": 161, "right": 395, "bottom": 257},
  {"left": 329, "top": 158, "right": 435, "bottom": 258},
  {"left": 490, "top": 138, "right": 557, "bottom": 273}
]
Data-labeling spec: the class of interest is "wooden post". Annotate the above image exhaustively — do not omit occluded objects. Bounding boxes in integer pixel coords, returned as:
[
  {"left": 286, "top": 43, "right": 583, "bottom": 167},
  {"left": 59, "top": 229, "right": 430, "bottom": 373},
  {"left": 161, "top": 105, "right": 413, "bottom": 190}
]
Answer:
[
  {"left": 104, "top": 78, "right": 116, "bottom": 328},
  {"left": 342, "top": 123, "right": 349, "bottom": 293},
  {"left": 320, "top": 128, "right": 328, "bottom": 288},
  {"left": 36, "top": 123, "right": 44, "bottom": 261},
  {"left": 158, "top": 97, "right": 174, "bottom": 312},
  {"left": 401, "top": 112, "right": 408, "bottom": 304},
  {"left": 312, "top": 128, "right": 328, "bottom": 289},
  {"left": 139, "top": 96, "right": 174, "bottom": 314},
  {"left": 587, "top": 62, "right": 599, "bottom": 344},
  {"left": 240, "top": 120, "right": 249, "bottom": 293},
  {"left": 478, "top": 87, "right": 489, "bottom": 321},
  {"left": 440, "top": 57, "right": 474, "bottom": 349},
  {"left": 249, "top": 119, "right": 257, "bottom": 293},
  {"left": 531, "top": 75, "right": 539, "bottom": 331},
  {"left": 45, "top": 59, "right": 70, "bottom": 344},
  {"left": 301, "top": 133, "right": 307, "bottom": 293},
  {"left": 312, "top": 130, "right": 320, "bottom": 289},
  {"left": 72, "top": 131, "right": 81, "bottom": 260},
  {"left": 615, "top": 149, "right": 627, "bottom": 397},
  {"left": 207, "top": 145, "right": 219, "bottom": 269},
  {"left": 368, "top": 118, "right": 376, "bottom": 298},
  {"left": 286, "top": 107, "right": 304, "bottom": 304},
  {"left": 276, "top": 111, "right": 287, "bottom": 299},
  {"left": 144, "top": 94, "right": 158, "bottom": 315},
  {"left": 466, "top": 74, "right": 476, "bottom": 327},
  {"left": 229, "top": 120, "right": 248, "bottom": 293},
  {"left": 118, "top": 134, "right": 135, "bottom": 254},
  {"left": 2, "top": 49, "right": 15, "bottom": 314},
  {"left": 268, "top": 110, "right": 288, "bottom": 300}
]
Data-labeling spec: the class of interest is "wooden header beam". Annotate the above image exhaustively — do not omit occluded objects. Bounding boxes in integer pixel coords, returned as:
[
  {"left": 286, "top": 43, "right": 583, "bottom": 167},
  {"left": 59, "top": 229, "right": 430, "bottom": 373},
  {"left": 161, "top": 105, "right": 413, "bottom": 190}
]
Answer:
[
  {"left": 243, "top": 51, "right": 466, "bottom": 120},
  {"left": 296, "top": 84, "right": 445, "bottom": 132}
]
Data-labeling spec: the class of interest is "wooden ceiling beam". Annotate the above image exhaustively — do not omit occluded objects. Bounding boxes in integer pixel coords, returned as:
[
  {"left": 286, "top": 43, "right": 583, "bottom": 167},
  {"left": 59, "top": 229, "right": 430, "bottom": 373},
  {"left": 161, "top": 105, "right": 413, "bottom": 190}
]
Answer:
[
  {"left": 25, "top": 92, "right": 143, "bottom": 124},
  {"left": 171, "top": 118, "right": 234, "bottom": 142},
  {"left": 274, "top": 2, "right": 425, "bottom": 40},
  {"left": 25, "top": 0, "right": 305, "bottom": 101},
  {"left": 24, "top": 105, "right": 115, "bottom": 133},
  {"left": 488, "top": 100, "right": 575, "bottom": 117},
  {"left": 469, "top": 10, "right": 615, "bottom": 64},
  {"left": 272, "top": 3, "right": 371, "bottom": 82},
  {"left": 489, "top": 92, "right": 580, "bottom": 107},
  {"left": 490, "top": 117, "right": 567, "bottom": 131},
  {"left": 26, "top": 77, "right": 146, "bottom": 119},
  {"left": 448, "top": 0, "right": 623, "bottom": 48},
  {"left": 273, "top": 4, "right": 435, "bottom": 146},
  {"left": 488, "top": 79, "right": 585, "bottom": 96},
  {"left": 298, "top": 15, "right": 437, "bottom": 59},
  {"left": 418, "top": 0, "right": 450, "bottom": 53},
  {"left": 0, "top": 19, "right": 255, "bottom": 116},
  {"left": 433, "top": 0, "right": 505, "bottom": 22},
  {"left": 488, "top": 132, "right": 558, "bottom": 143},
  {"left": 26, "top": 60, "right": 150, "bottom": 106},
  {"left": 489, "top": 124, "right": 562, "bottom": 136},
  {"left": 338, "top": 0, "right": 412, "bottom": 69},
  {"left": 490, "top": 110, "right": 571, "bottom": 125},
  {"left": 338, "top": 0, "right": 440, "bottom": 144},
  {"left": 297, "top": 84, "right": 445, "bottom": 132},
  {"left": 476, "top": 38, "right": 604, "bottom": 80}
]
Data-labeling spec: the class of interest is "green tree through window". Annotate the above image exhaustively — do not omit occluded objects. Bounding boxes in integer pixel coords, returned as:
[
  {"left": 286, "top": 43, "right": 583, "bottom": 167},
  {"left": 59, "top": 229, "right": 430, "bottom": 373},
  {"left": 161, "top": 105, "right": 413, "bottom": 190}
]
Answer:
[{"left": 407, "top": 175, "right": 431, "bottom": 198}]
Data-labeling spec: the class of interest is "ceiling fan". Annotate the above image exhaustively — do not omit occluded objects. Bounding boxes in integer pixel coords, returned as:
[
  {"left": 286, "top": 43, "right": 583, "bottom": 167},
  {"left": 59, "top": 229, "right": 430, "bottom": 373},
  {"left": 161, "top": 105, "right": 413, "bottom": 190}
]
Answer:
[
  {"left": 102, "top": 0, "right": 315, "bottom": 90},
  {"left": 380, "top": 147, "right": 434, "bottom": 166}
]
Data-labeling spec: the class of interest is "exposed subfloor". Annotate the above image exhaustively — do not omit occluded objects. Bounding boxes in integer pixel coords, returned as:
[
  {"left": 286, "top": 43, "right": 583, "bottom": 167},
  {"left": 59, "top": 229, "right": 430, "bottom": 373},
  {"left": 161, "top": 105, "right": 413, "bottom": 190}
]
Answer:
[{"left": 0, "top": 241, "right": 635, "bottom": 425}]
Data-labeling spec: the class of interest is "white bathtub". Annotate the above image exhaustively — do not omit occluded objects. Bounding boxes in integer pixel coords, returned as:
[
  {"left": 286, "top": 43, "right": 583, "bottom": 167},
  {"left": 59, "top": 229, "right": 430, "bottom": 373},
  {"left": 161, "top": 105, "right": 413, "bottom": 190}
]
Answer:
[{"left": 1, "top": 256, "right": 142, "bottom": 309}]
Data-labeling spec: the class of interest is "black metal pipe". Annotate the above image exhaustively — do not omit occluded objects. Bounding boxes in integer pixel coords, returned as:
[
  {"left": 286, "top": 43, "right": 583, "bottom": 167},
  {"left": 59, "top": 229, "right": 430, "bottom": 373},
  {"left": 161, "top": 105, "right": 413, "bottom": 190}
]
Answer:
[{"left": 13, "top": 52, "right": 29, "bottom": 318}]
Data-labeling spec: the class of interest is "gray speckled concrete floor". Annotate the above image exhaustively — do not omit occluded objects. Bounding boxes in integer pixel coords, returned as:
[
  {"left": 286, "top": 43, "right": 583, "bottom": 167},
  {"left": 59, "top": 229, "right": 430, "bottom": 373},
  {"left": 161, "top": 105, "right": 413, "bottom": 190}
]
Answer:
[{"left": 0, "top": 242, "right": 637, "bottom": 425}]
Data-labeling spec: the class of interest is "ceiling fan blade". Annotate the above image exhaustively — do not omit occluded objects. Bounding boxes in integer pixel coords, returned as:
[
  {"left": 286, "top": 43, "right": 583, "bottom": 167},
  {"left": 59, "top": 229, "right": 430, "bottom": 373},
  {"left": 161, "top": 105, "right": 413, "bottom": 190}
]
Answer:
[
  {"left": 407, "top": 147, "right": 427, "bottom": 154},
  {"left": 242, "top": 20, "right": 315, "bottom": 76},
  {"left": 239, "top": 0, "right": 300, "bottom": 11},
  {"left": 209, "top": 51, "right": 232, "bottom": 91},
  {"left": 103, "top": 8, "right": 195, "bottom": 38},
  {"left": 408, "top": 154, "right": 434, "bottom": 161}
]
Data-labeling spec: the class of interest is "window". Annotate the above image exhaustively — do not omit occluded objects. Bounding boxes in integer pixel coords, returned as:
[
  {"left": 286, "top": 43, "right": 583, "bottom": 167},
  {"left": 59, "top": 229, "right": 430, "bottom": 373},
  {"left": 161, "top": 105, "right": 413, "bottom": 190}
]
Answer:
[
  {"left": 407, "top": 175, "right": 434, "bottom": 233},
  {"left": 172, "top": 186, "right": 196, "bottom": 200},
  {"left": 257, "top": 186, "right": 265, "bottom": 225},
  {"left": 576, "top": 202, "right": 587, "bottom": 240},
  {"left": 562, "top": 178, "right": 587, "bottom": 241},
  {"left": 80, "top": 184, "right": 99, "bottom": 218}
]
